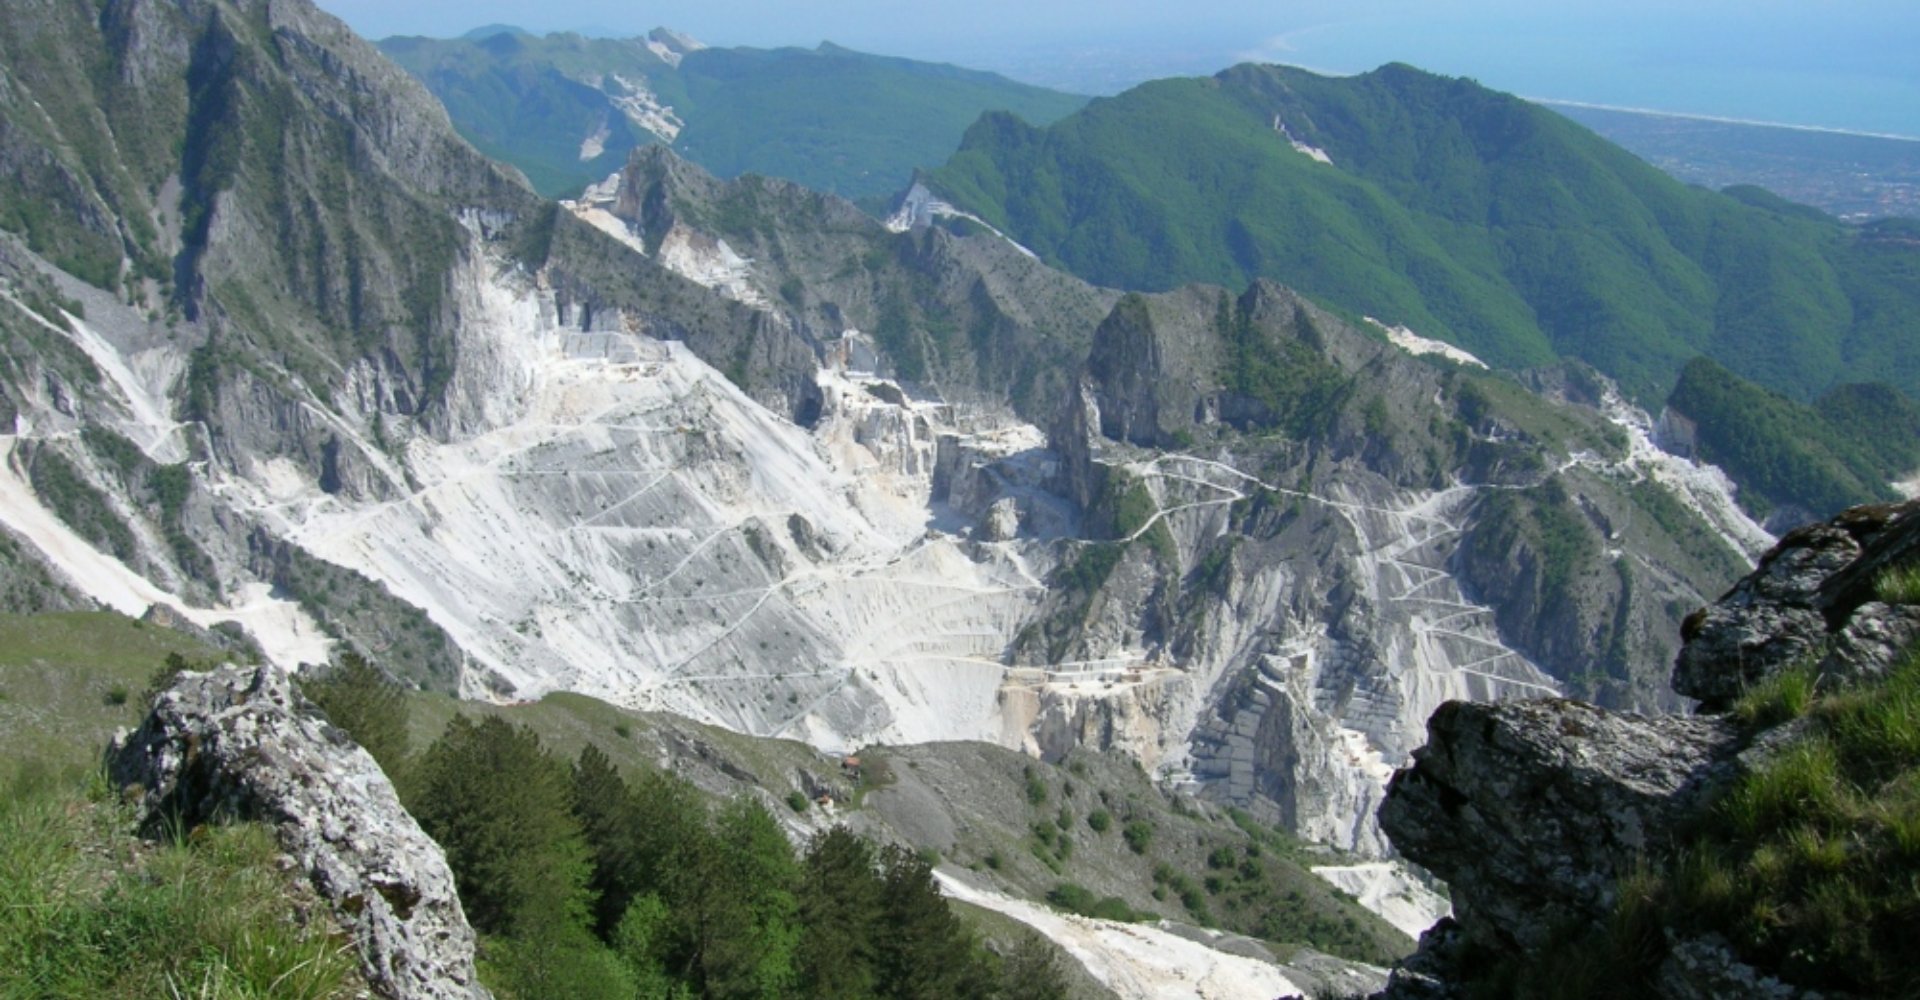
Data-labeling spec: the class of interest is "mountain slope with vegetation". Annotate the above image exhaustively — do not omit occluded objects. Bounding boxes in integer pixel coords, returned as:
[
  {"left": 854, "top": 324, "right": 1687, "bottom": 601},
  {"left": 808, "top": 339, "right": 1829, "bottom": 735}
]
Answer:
[
  {"left": 377, "top": 29, "right": 1086, "bottom": 199},
  {"left": 1665, "top": 357, "right": 1920, "bottom": 523},
  {"left": 924, "top": 63, "right": 1920, "bottom": 408}
]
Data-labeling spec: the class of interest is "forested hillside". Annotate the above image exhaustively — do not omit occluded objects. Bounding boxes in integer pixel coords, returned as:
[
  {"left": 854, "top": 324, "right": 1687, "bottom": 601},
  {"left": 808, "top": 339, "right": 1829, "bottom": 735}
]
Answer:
[
  {"left": 379, "top": 30, "right": 1086, "bottom": 198},
  {"left": 926, "top": 63, "right": 1920, "bottom": 407}
]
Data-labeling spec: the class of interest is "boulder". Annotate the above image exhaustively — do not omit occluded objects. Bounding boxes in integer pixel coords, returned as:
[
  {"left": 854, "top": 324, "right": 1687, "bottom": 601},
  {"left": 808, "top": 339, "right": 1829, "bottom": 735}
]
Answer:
[{"left": 110, "top": 663, "right": 489, "bottom": 1000}]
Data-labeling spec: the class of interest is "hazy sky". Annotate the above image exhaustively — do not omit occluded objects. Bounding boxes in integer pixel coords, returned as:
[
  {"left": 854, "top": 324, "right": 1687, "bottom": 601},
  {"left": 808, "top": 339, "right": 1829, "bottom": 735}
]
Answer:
[{"left": 316, "top": 1, "right": 1920, "bottom": 135}]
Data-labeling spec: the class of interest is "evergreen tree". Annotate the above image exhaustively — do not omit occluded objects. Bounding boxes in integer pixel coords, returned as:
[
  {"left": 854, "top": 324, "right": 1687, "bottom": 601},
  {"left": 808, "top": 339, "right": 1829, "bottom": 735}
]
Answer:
[
  {"left": 612, "top": 893, "right": 690, "bottom": 998},
  {"left": 686, "top": 799, "right": 802, "bottom": 999},
  {"left": 994, "top": 934, "right": 1072, "bottom": 1000},
  {"left": 572, "top": 744, "right": 642, "bottom": 935},
  {"left": 877, "top": 844, "right": 995, "bottom": 1000},
  {"left": 303, "top": 652, "right": 411, "bottom": 778},
  {"left": 798, "top": 827, "right": 886, "bottom": 999},
  {"left": 408, "top": 715, "right": 594, "bottom": 939}
]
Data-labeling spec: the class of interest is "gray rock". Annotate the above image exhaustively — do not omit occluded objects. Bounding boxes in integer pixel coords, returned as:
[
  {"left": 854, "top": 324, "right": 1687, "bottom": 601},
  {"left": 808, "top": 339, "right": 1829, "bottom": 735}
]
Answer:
[
  {"left": 1671, "top": 524, "right": 1858, "bottom": 709},
  {"left": 1817, "top": 601, "right": 1920, "bottom": 688},
  {"left": 1657, "top": 936, "right": 1822, "bottom": 1000},
  {"left": 1378, "top": 699, "right": 1735, "bottom": 951},
  {"left": 109, "top": 664, "right": 489, "bottom": 1000},
  {"left": 1675, "top": 501, "right": 1920, "bottom": 709},
  {"left": 1375, "top": 499, "right": 1920, "bottom": 998}
]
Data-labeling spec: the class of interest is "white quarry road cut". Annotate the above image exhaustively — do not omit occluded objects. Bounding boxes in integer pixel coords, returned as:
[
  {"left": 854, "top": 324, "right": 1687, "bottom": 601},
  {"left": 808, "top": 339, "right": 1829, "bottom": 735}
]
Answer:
[{"left": 935, "top": 871, "right": 1308, "bottom": 1000}]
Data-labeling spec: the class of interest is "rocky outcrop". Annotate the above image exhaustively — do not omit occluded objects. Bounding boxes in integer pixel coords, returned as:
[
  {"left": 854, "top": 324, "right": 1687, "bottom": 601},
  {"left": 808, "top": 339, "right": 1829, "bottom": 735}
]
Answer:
[
  {"left": 1675, "top": 501, "right": 1920, "bottom": 710},
  {"left": 1374, "top": 499, "right": 1920, "bottom": 998},
  {"left": 1379, "top": 700, "right": 1735, "bottom": 950},
  {"left": 110, "top": 664, "right": 489, "bottom": 1000}
]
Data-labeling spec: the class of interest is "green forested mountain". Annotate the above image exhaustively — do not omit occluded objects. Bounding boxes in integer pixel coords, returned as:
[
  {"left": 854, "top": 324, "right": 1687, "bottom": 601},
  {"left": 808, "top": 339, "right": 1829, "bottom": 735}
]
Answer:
[
  {"left": 1665, "top": 358, "right": 1920, "bottom": 520},
  {"left": 925, "top": 63, "right": 1920, "bottom": 405},
  {"left": 376, "top": 29, "right": 1086, "bottom": 199}
]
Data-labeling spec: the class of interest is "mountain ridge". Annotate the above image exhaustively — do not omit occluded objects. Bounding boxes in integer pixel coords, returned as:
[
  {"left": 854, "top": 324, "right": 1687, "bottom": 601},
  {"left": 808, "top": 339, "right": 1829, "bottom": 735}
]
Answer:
[
  {"left": 375, "top": 28, "right": 1087, "bottom": 199},
  {"left": 923, "top": 61, "right": 1920, "bottom": 415},
  {"left": 0, "top": 0, "right": 1765, "bottom": 920}
]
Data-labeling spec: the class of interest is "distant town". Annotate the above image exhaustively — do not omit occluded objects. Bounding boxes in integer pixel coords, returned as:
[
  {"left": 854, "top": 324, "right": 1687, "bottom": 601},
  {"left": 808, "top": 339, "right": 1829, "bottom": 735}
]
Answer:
[{"left": 1553, "top": 103, "right": 1920, "bottom": 222}]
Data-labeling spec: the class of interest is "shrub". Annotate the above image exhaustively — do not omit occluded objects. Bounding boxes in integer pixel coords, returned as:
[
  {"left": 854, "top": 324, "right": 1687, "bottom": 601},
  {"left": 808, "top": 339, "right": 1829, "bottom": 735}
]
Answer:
[
  {"left": 1024, "top": 765, "right": 1048, "bottom": 806},
  {"left": 1046, "top": 882, "right": 1144, "bottom": 922}
]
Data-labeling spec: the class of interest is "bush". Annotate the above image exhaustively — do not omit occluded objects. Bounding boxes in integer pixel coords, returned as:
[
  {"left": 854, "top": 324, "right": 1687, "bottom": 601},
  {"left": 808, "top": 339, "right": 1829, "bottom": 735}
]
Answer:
[
  {"left": 1046, "top": 882, "right": 1145, "bottom": 923},
  {"left": 1086, "top": 808, "right": 1111, "bottom": 833},
  {"left": 1123, "top": 820, "right": 1153, "bottom": 854},
  {"left": 786, "top": 790, "right": 810, "bottom": 813},
  {"left": 1024, "top": 765, "right": 1048, "bottom": 806}
]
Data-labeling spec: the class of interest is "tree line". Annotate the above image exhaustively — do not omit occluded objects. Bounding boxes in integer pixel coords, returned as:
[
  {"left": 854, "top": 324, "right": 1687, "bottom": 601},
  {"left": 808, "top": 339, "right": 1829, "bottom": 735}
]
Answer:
[{"left": 304, "top": 656, "right": 1074, "bottom": 999}]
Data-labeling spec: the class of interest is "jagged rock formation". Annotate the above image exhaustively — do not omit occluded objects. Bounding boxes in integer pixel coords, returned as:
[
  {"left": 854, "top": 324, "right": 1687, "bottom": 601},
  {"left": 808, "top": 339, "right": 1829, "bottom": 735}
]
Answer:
[
  {"left": 1374, "top": 499, "right": 1920, "bottom": 998},
  {"left": 1027, "top": 281, "right": 1758, "bottom": 850},
  {"left": 110, "top": 663, "right": 489, "bottom": 1000},
  {"left": 1674, "top": 503, "right": 1920, "bottom": 711}
]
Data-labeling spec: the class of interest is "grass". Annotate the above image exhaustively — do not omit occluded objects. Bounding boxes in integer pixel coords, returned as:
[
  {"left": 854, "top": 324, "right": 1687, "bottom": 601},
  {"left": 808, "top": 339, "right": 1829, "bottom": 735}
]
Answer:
[
  {"left": 1499, "top": 641, "right": 1920, "bottom": 997},
  {"left": 1878, "top": 562, "right": 1920, "bottom": 605},
  {"left": 1732, "top": 659, "right": 1820, "bottom": 729},
  {"left": 0, "top": 610, "right": 361, "bottom": 999},
  {"left": 0, "top": 770, "right": 359, "bottom": 1000},
  {"left": 0, "top": 611, "right": 223, "bottom": 776}
]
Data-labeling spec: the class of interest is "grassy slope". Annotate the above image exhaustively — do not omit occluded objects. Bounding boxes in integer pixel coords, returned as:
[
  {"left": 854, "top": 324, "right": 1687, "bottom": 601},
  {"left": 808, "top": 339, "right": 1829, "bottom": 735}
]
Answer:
[
  {"left": 0, "top": 598, "right": 1408, "bottom": 974},
  {"left": 0, "top": 613, "right": 358, "bottom": 1000},
  {"left": 379, "top": 33, "right": 1087, "bottom": 199},
  {"left": 927, "top": 63, "right": 1920, "bottom": 406},
  {"left": 1500, "top": 602, "right": 1920, "bottom": 999},
  {"left": 397, "top": 690, "right": 1412, "bottom": 967},
  {"left": 0, "top": 612, "right": 224, "bottom": 778},
  {"left": 0, "top": 784, "right": 363, "bottom": 1000}
]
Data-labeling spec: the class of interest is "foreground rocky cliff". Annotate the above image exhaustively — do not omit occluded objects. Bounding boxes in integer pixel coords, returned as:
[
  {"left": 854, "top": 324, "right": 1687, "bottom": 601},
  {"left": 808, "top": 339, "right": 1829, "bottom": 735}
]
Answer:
[
  {"left": 1375, "top": 499, "right": 1920, "bottom": 998},
  {"left": 110, "top": 663, "right": 488, "bottom": 1000}
]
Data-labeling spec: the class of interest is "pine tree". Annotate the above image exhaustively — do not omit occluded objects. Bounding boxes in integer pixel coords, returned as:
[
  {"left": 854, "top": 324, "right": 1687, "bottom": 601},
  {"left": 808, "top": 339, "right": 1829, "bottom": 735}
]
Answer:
[
  {"left": 572, "top": 744, "right": 641, "bottom": 935},
  {"left": 799, "top": 826, "right": 886, "bottom": 999},
  {"left": 876, "top": 844, "right": 995, "bottom": 1000},
  {"left": 407, "top": 715, "right": 594, "bottom": 939},
  {"left": 994, "top": 934, "right": 1072, "bottom": 1000},
  {"left": 302, "top": 652, "right": 410, "bottom": 778},
  {"left": 692, "top": 799, "right": 802, "bottom": 999}
]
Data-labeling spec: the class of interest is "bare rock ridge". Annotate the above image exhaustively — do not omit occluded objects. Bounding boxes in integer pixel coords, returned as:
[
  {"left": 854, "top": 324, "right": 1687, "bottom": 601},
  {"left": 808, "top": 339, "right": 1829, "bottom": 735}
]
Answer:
[
  {"left": 1373, "top": 499, "right": 1920, "bottom": 998},
  {"left": 109, "top": 664, "right": 489, "bottom": 1000}
]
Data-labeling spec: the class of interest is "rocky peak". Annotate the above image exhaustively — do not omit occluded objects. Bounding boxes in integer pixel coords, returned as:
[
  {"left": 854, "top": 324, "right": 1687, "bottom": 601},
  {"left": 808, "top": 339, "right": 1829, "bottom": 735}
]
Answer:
[{"left": 110, "top": 663, "right": 488, "bottom": 1000}]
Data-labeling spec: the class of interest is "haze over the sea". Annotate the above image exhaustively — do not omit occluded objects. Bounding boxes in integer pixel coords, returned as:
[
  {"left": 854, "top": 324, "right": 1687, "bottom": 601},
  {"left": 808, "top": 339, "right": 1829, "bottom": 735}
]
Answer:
[{"left": 321, "top": 1, "right": 1920, "bottom": 138}]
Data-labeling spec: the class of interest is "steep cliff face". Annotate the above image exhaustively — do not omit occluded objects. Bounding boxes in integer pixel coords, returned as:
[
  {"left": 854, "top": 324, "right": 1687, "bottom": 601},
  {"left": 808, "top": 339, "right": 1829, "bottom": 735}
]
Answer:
[
  {"left": 1029, "top": 281, "right": 1758, "bottom": 849},
  {"left": 1375, "top": 499, "right": 1920, "bottom": 999},
  {"left": 111, "top": 663, "right": 489, "bottom": 1000}
]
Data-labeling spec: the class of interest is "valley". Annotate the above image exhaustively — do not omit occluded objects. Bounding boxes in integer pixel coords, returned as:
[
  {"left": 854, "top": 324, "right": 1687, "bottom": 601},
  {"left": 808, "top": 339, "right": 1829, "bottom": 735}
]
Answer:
[{"left": 1, "top": 0, "right": 1914, "bottom": 996}]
